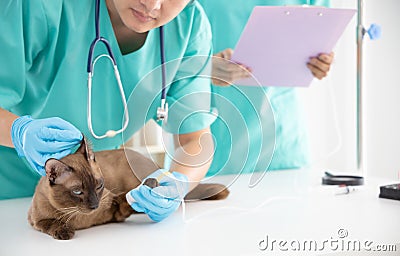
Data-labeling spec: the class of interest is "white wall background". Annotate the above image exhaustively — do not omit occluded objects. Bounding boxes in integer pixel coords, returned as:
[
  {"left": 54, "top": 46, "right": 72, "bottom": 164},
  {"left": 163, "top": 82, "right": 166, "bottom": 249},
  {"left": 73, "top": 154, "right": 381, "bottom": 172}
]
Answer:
[
  {"left": 364, "top": 0, "right": 400, "bottom": 179},
  {"left": 300, "top": 0, "right": 400, "bottom": 179}
]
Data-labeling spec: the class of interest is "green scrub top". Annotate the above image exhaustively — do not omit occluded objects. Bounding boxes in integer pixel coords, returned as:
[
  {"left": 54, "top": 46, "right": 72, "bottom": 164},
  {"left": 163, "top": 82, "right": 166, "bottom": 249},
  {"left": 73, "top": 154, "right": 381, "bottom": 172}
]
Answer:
[
  {"left": 0, "top": 0, "right": 214, "bottom": 199},
  {"left": 198, "top": 0, "right": 330, "bottom": 176}
]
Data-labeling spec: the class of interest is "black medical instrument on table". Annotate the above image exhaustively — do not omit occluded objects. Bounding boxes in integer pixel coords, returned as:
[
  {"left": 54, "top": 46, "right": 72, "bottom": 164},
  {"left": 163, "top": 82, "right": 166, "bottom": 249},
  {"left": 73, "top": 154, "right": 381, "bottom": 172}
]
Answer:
[
  {"left": 379, "top": 183, "right": 400, "bottom": 201},
  {"left": 87, "top": 0, "right": 168, "bottom": 139},
  {"left": 322, "top": 171, "right": 364, "bottom": 186}
]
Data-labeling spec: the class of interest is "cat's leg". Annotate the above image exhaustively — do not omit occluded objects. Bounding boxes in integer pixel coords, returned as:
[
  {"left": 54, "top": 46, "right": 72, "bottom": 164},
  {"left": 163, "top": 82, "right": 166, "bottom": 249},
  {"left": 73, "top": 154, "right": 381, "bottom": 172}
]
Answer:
[
  {"left": 112, "top": 192, "right": 138, "bottom": 222},
  {"left": 111, "top": 178, "right": 158, "bottom": 221},
  {"left": 34, "top": 219, "right": 75, "bottom": 240}
]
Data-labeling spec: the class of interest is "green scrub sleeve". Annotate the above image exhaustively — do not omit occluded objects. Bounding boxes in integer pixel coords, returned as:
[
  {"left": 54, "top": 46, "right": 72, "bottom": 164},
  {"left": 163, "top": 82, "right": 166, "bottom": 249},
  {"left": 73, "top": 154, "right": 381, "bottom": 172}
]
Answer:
[
  {"left": 0, "top": 0, "right": 48, "bottom": 111},
  {"left": 161, "top": 8, "right": 216, "bottom": 134},
  {"left": 0, "top": 146, "right": 39, "bottom": 200}
]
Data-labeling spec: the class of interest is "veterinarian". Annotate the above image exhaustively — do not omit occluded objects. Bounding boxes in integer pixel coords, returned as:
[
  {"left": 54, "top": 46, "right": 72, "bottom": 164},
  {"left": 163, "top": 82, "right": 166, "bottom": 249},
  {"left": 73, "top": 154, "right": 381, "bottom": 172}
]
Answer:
[
  {"left": 198, "top": 0, "right": 334, "bottom": 176},
  {"left": 0, "top": 0, "right": 215, "bottom": 222}
]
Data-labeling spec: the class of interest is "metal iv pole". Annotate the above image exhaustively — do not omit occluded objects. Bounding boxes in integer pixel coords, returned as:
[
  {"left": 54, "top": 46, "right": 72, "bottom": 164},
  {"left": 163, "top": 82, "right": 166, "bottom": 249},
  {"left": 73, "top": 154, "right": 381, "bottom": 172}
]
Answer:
[
  {"left": 356, "top": 0, "right": 381, "bottom": 172},
  {"left": 323, "top": 0, "right": 380, "bottom": 185},
  {"left": 356, "top": 0, "right": 364, "bottom": 172}
]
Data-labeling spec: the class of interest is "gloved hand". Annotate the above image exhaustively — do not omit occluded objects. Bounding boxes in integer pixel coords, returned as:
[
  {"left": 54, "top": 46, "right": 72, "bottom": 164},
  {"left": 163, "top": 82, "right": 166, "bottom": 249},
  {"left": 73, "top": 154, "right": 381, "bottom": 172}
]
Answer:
[
  {"left": 11, "top": 115, "right": 83, "bottom": 176},
  {"left": 126, "top": 169, "right": 189, "bottom": 222}
]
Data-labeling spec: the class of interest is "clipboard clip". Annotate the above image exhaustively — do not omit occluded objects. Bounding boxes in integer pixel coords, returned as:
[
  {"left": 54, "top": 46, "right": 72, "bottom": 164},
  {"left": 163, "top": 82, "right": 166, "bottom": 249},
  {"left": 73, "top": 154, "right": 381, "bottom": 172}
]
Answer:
[{"left": 283, "top": 5, "right": 326, "bottom": 16}]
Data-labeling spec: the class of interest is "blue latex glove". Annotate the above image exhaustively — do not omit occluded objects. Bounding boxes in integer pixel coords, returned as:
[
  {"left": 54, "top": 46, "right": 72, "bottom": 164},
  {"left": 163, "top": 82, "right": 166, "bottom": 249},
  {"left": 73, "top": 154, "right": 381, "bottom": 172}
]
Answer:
[
  {"left": 11, "top": 115, "right": 83, "bottom": 176},
  {"left": 126, "top": 169, "right": 189, "bottom": 222}
]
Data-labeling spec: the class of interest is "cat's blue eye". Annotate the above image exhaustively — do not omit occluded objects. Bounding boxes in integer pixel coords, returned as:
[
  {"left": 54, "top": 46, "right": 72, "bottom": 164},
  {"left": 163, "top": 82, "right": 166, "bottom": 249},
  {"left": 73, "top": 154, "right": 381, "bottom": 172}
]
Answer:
[{"left": 72, "top": 190, "right": 82, "bottom": 195}]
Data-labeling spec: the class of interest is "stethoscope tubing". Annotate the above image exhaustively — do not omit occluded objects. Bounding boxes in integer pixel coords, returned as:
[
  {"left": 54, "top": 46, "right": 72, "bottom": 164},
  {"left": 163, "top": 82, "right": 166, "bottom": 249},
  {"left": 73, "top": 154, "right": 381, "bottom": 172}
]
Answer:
[
  {"left": 87, "top": 54, "right": 130, "bottom": 139},
  {"left": 86, "top": 0, "right": 167, "bottom": 139},
  {"left": 87, "top": 0, "right": 117, "bottom": 72},
  {"left": 159, "top": 26, "right": 167, "bottom": 101}
]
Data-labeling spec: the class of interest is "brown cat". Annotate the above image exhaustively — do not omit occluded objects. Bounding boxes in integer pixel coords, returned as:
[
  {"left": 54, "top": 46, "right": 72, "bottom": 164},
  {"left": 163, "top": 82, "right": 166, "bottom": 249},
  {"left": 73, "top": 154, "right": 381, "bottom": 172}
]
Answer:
[{"left": 28, "top": 138, "right": 229, "bottom": 240}]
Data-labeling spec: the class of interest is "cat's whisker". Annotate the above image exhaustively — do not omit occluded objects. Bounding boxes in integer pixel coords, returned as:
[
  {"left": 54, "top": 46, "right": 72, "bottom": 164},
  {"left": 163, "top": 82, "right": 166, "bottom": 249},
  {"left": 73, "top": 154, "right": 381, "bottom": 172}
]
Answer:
[
  {"left": 57, "top": 207, "right": 80, "bottom": 223},
  {"left": 56, "top": 206, "right": 79, "bottom": 213},
  {"left": 57, "top": 208, "right": 75, "bottom": 216},
  {"left": 99, "top": 189, "right": 118, "bottom": 206},
  {"left": 56, "top": 206, "right": 76, "bottom": 214},
  {"left": 100, "top": 196, "right": 110, "bottom": 203},
  {"left": 59, "top": 206, "right": 79, "bottom": 210},
  {"left": 101, "top": 190, "right": 112, "bottom": 198},
  {"left": 57, "top": 211, "right": 74, "bottom": 222},
  {"left": 108, "top": 187, "right": 118, "bottom": 193},
  {"left": 100, "top": 199, "right": 113, "bottom": 207},
  {"left": 65, "top": 210, "right": 80, "bottom": 224},
  {"left": 74, "top": 207, "right": 98, "bottom": 216},
  {"left": 102, "top": 188, "right": 118, "bottom": 199}
]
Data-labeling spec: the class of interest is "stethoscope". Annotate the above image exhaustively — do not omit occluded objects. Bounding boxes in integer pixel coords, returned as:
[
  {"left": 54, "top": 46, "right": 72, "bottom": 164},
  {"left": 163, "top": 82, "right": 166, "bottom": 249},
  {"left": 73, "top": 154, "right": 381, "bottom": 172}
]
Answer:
[{"left": 87, "top": 0, "right": 168, "bottom": 139}]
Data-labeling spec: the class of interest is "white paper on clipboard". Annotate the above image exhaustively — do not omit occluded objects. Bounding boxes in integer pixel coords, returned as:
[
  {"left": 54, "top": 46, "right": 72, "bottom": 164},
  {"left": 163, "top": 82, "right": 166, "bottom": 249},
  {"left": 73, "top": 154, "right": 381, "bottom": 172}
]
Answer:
[{"left": 231, "top": 6, "right": 356, "bottom": 87}]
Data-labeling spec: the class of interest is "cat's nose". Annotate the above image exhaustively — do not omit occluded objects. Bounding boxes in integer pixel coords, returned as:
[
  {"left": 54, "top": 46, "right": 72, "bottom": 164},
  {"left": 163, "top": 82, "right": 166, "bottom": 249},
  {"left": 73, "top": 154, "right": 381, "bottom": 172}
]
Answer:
[{"left": 88, "top": 194, "right": 99, "bottom": 210}]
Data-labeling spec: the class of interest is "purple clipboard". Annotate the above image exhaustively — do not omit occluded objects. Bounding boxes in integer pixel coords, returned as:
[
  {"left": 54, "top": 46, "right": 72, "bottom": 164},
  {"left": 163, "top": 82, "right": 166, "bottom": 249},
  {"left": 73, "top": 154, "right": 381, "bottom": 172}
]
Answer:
[{"left": 232, "top": 6, "right": 356, "bottom": 87}]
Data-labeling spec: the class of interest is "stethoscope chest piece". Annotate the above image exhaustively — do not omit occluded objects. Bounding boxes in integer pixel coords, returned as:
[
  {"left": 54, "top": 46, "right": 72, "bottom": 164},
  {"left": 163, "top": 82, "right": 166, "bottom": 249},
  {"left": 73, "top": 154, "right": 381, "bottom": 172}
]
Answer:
[{"left": 157, "top": 99, "right": 168, "bottom": 122}]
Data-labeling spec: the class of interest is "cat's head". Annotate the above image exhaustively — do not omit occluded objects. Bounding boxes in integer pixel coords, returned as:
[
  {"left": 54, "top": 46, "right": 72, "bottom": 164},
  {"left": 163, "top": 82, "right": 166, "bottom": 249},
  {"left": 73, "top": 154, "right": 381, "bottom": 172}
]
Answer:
[{"left": 44, "top": 138, "right": 105, "bottom": 213}]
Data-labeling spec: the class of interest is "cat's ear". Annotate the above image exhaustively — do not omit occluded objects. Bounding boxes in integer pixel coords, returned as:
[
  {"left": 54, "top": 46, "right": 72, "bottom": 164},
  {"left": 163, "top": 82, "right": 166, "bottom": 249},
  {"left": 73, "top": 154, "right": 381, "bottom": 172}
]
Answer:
[
  {"left": 77, "top": 136, "right": 95, "bottom": 162},
  {"left": 45, "top": 159, "right": 72, "bottom": 185}
]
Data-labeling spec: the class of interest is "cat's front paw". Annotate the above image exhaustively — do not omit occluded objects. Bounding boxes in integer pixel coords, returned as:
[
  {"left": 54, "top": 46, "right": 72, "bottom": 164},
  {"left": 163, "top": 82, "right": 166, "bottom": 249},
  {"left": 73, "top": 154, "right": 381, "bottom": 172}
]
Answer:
[
  {"left": 112, "top": 193, "right": 136, "bottom": 222},
  {"left": 53, "top": 226, "right": 75, "bottom": 240}
]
